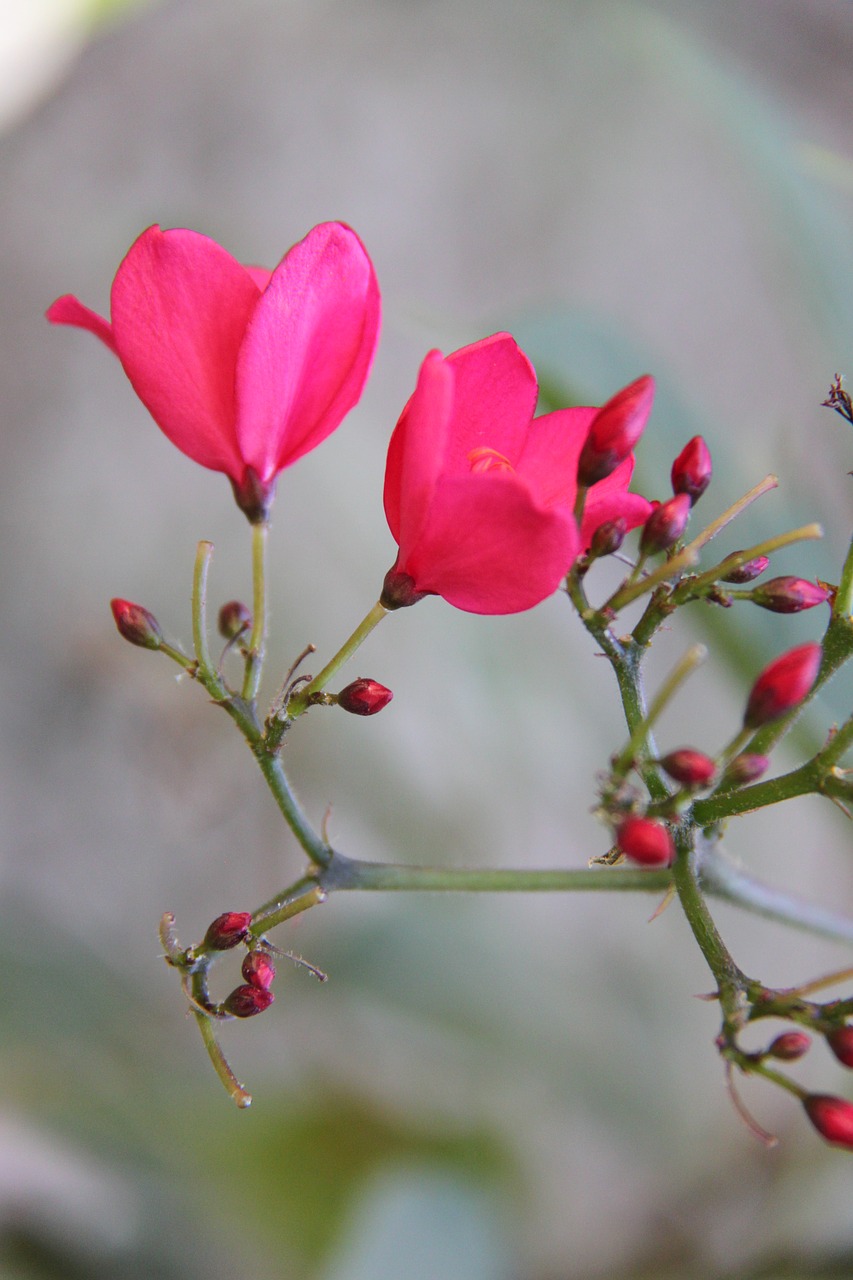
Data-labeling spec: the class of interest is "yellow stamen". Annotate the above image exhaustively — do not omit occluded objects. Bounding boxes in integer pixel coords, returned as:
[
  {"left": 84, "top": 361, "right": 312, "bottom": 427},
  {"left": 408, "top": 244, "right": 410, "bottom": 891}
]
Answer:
[{"left": 467, "top": 446, "right": 515, "bottom": 474}]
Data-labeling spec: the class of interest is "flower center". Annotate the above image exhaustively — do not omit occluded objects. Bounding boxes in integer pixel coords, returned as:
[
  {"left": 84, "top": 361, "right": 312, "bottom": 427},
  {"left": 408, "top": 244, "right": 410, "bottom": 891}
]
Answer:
[{"left": 467, "top": 446, "right": 515, "bottom": 475}]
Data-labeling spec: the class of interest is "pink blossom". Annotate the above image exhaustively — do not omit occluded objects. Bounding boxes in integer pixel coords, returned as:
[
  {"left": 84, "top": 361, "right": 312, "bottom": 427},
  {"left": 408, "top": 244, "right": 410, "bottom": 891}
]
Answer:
[
  {"left": 381, "top": 335, "right": 652, "bottom": 615},
  {"left": 47, "top": 222, "right": 380, "bottom": 521}
]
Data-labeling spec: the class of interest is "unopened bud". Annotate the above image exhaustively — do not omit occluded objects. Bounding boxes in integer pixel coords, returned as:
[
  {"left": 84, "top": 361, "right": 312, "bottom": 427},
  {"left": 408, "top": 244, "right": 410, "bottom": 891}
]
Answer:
[
  {"left": 110, "top": 598, "right": 163, "bottom": 650},
  {"left": 242, "top": 950, "right": 276, "bottom": 991},
  {"left": 639, "top": 493, "right": 692, "bottom": 556},
  {"left": 589, "top": 517, "right": 628, "bottom": 560},
  {"left": 576, "top": 375, "right": 655, "bottom": 486},
  {"left": 827, "top": 1026, "right": 853, "bottom": 1069},
  {"left": 222, "top": 984, "right": 275, "bottom": 1018},
  {"left": 218, "top": 600, "right": 252, "bottom": 640},
  {"left": 743, "top": 642, "right": 822, "bottom": 730},
  {"left": 803, "top": 1094, "right": 853, "bottom": 1149},
  {"left": 615, "top": 815, "right": 675, "bottom": 867},
  {"left": 203, "top": 911, "right": 253, "bottom": 951},
  {"left": 722, "top": 753, "right": 771, "bottom": 786},
  {"left": 671, "top": 436, "right": 712, "bottom": 504},
  {"left": 659, "top": 749, "right": 717, "bottom": 788},
  {"left": 337, "top": 678, "right": 393, "bottom": 716},
  {"left": 749, "top": 576, "right": 831, "bottom": 614},
  {"left": 721, "top": 555, "right": 770, "bottom": 584},
  {"left": 767, "top": 1031, "right": 811, "bottom": 1061}
]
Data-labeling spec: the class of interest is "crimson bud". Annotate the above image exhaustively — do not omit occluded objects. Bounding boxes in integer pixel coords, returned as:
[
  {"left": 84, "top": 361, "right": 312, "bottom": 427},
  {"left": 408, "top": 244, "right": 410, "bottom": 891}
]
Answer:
[
  {"left": 743, "top": 642, "right": 822, "bottom": 730},
  {"left": 767, "top": 1031, "right": 811, "bottom": 1061},
  {"left": 827, "top": 1026, "right": 853, "bottom": 1069},
  {"left": 671, "top": 436, "right": 712, "bottom": 504},
  {"left": 203, "top": 911, "right": 253, "bottom": 950},
  {"left": 222, "top": 984, "right": 275, "bottom": 1018},
  {"left": 589, "top": 517, "right": 628, "bottom": 560},
  {"left": 639, "top": 492, "right": 692, "bottom": 556},
  {"left": 615, "top": 816, "right": 675, "bottom": 867},
  {"left": 803, "top": 1094, "right": 853, "bottom": 1149},
  {"left": 337, "top": 678, "right": 393, "bottom": 716},
  {"left": 721, "top": 555, "right": 770, "bottom": 585},
  {"left": 218, "top": 600, "right": 252, "bottom": 640},
  {"left": 749, "top": 576, "right": 831, "bottom": 614},
  {"left": 577, "top": 375, "right": 655, "bottom": 486},
  {"left": 722, "top": 753, "right": 770, "bottom": 786},
  {"left": 659, "top": 749, "right": 717, "bottom": 788},
  {"left": 110, "top": 598, "right": 163, "bottom": 650},
  {"left": 242, "top": 951, "right": 276, "bottom": 991}
]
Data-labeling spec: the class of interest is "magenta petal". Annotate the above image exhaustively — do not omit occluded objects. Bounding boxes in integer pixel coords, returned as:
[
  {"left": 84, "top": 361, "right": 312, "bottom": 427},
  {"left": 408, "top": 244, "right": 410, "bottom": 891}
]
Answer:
[
  {"left": 235, "top": 222, "right": 380, "bottom": 482},
  {"left": 581, "top": 455, "right": 652, "bottom": 545},
  {"left": 110, "top": 225, "right": 261, "bottom": 478},
  {"left": 384, "top": 350, "right": 453, "bottom": 555},
  {"left": 516, "top": 406, "right": 596, "bottom": 508},
  {"left": 46, "top": 294, "right": 118, "bottom": 355},
  {"left": 441, "top": 334, "right": 539, "bottom": 473},
  {"left": 403, "top": 473, "right": 579, "bottom": 614}
]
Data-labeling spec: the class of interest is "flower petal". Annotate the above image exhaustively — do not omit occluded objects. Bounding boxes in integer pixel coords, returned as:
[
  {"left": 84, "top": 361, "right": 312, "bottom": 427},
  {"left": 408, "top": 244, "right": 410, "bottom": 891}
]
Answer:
[
  {"left": 581, "top": 455, "right": 653, "bottom": 546},
  {"left": 110, "top": 225, "right": 261, "bottom": 477},
  {"left": 441, "top": 334, "right": 539, "bottom": 473},
  {"left": 235, "top": 222, "right": 380, "bottom": 482},
  {"left": 46, "top": 294, "right": 118, "bottom": 355},
  {"left": 515, "top": 405, "right": 595, "bottom": 507},
  {"left": 384, "top": 349, "right": 453, "bottom": 556}
]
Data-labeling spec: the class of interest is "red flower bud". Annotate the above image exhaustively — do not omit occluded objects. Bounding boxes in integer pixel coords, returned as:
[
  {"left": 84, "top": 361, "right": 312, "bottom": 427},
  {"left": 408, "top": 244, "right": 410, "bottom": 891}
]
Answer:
[
  {"left": 337, "top": 678, "right": 393, "bottom": 716},
  {"left": 721, "top": 555, "right": 770, "bottom": 584},
  {"left": 767, "top": 1031, "right": 811, "bottom": 1061},
  {"left": 827, "top": 1026, "right": 853, "bottom": 1069},
  {"left": 203, "top": 911, "right": 253, "bottom": 950},
  {"left": 749, "top": 576, "right": 831, "bottom": 614},
  {"left": 242, "top": 950, "right": 276, "bottom": 991},
  {"left": 743, "top": 642, "right": 822, "bottom": 730},
  {"left": 639, "top": 493, "right": 692, "bottom": 556},
  {"left": 803, "top": 1094, "right": 853, "bottom": 1149},
  {"left": 615, "top": 816, "right": 675, "bottom": 867},
  {"left": 671, "top": 436, "right": 712, "bottom": 504},
  {"left": 110, "top": 598, "right": 163, "bottom": 650},
  {"left": 659, "top": 749, "right": 717, "bottom": 788},
  {"left": 222, "top": 984, "right": 275, "bottom": 1018},
  {"left": 722, "top": 753, "right": 770, "bottom": 786},
  {"left": 577, "top": 375, "right": 655, "bottom": 486},
  {"left": 218, "top": 600, "right": 252, "bottom": 640},
  {"left": 589, "top": 517, "right": 628, "bottom": 560}
]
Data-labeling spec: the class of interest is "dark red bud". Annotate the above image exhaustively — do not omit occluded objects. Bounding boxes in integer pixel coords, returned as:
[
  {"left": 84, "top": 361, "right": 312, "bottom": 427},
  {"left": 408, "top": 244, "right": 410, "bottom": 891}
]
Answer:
[
  {"left": 803, "top": 1094, "right": 853, "bottom": 1149},
  {"left": 576, "top": 375, "right": 655, "bottom": 486},
  {"left": 615, "top": 816, "right": 675, "bottom": 867},
  {"left": 337, "top": 678, "right": 393, "bottom": 716},
  {"left": 203, "top": 911, "right": 253, "bottom": 950},
  {"left": 218, "top": 600, "right": 252, "bottom": 640},
  {"left": 110, "top": 599, "right": 163, "bottom": 650},
  {"left": 721, "top": 555, "right": 770, "bottom": 584},
  {"left": 671, "top": 436, "right": 712, "bottom": 504},
  {"left": 722, "top": 753, "right": 771, "bottom": 786},
  {"left": 639, "top": 493, "right": 692, "bottom": 556},
  {"left": 242, "top": 951, "right": 276, "bottom": 991},
  {"left": 380, "top": 567, "right": 430, "bottom": 610},
  {"left": 589, "top": 517, "right": 628, "bottom": 559},
  {"left": 659, "top": 749, "right": 717, "bottom": 788},
  {"left": 743, "top": 643, "right": 822, "bottom": 730},
  {"left": 767, "top": 1031, "right": 811, "bottom": 1061},
  {"left": 222, "top": 984, "right": 275, "bottom": 1018},
  {"left": 827, "top": 1026, "right": 853, "bottom": 1069},
  {"left": 749, "top": 576, "right": 831, "bottom": 614}
]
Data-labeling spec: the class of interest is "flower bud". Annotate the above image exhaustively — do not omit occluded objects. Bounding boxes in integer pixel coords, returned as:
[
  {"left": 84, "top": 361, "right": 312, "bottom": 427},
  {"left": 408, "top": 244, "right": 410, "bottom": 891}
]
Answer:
[
  {"left": 222, "top": 984, "right": 275, "bottom": 1018},
  {"left": 218, "top": 600, "right": 252, "bottom": 640},
  {"left": 803, "top": 1094, "right": 853, "bottom": 1149},
  {"left": 659, "top": 749, "right": 717, "bottom": 788},
  {"left": 576, "top": 375, "right": 655, "bottom": 486},
  {"left": 639, "top": 493, "right": 692, "bottom": 556},
  {"left": 110, "top": 598, "right": 163, "bottom": 650},
  {"left": 722, "top": 753, "right": 770, "bottom": 786},
  {"left": 589, "top": 517, "right": 628, "bottom": 560},
  {"left": 615, "top": 816, "right": 675, "bottom": 867},
  {"left": 671, "top": 436, "right": 712, "bottom": 504},
  {"left": 242, "top": 950, "right": 276, "bottom": 991},
  {"left": 337, "top": 678, "right": 393, "bottom": 716},
  {"left": 743, "top": 642, "right": 822, "bottom": 730},
  {"left": 721, "top": 555, "right": 770, "bottom": 585},
  {"left": 827, "top": 1026, "right": 853, "bottom": 1069},
  {"left": 203, "top": 911, "right": 253, "bottom": 951},
  {"left": 767, "top": 1031, "right": 811, "bottom": 1061},
  {"left": 749, "top": 576, "right": 831, "bottom": 614}
]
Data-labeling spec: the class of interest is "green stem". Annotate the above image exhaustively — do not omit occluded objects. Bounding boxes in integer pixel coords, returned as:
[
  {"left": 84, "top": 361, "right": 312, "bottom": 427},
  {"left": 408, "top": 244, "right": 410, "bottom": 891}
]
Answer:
[
  {"left": 612, "top": 643, "right": 707, "bottom": 776},
  {"left": 241, "top": 520, "right": 269, "bottom": 703},
  {"left": 288, "top": 601, "right": 388, "bottom": 717},
  {"left": 252, "top": 749, "right": 333, "bottom": 868},
  {"left": 833, "top": 530, "right": 853, "bottom": 620},
  {"left": 670, "top": 830, "right": 747, "bottom": 1016},
  {"left": 193, "top": 1009, "right": 252, "bottom": 1108},
  {"left": 674, "top": 523, "right": 823, "bottom": 602},
  {"left": 320, "top": 853, "right": 672, "bottom": 894},
  {"left": 192, "top": 541, "right": 220, "bottom": 687}
]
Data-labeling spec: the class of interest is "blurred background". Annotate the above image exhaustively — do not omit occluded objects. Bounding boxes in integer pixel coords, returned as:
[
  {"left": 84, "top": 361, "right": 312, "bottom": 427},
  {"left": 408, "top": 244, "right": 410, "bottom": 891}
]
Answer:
[{"left": 3, "top": 1, "right": 853, "bottom": 1276}]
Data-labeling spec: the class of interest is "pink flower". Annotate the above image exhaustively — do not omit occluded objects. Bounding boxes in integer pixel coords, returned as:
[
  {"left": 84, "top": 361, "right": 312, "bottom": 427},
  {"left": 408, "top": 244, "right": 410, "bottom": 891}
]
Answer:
[
  {"left": 381, "top": 335, "right": 652, "bottom": 615},
  {"left": 47, "top": 222, "right": 380, "bottom": 521}
]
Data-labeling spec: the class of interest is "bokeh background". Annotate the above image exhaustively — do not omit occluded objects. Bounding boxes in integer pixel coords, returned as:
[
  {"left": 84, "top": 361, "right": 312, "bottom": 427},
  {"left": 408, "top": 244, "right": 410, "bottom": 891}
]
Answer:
[{"left": 3, "top": 1, "right": 853, "bottom": 1276}]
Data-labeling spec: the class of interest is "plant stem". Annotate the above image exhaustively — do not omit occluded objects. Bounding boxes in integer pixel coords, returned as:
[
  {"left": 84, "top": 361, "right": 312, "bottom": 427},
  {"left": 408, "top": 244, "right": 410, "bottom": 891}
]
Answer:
[
  {"left": 287, "top": 601, "right": 388, "bottom": 717},
  {"left": 671, "top": 830, "right": 747, "bottom": 1017},
  {"left": 319, "top": 853, "right": 672, "bottom": 893},
  {"left": 241, "top": 520, "right": 269, "bottom": 703},
  {"left": 193, "top": 1009, "right": 252, "bottom": 1108},
  {"left": 192, "top": 541, "right": 220, "bottom": 688},
  {"left": 612, "top": 643, "right": 707, "bottom": 776},
  {"left": 675, "top": 523, "right": 823, "bottom": 601}
]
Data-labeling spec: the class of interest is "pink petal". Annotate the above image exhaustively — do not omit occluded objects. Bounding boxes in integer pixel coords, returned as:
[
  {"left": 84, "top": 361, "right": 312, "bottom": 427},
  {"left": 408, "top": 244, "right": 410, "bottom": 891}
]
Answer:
[
  {"left": 400, "top": 472, "right": 579, "bottom": 614},
  {"left": 110, "top": 225, "right": 262, "bottom": 478},
  {"left": 441, "top": 334, "right": 539, "bottom": 473},
  {"left": 384, "top": 350, "right": 453, "bottom": 555},
  {"left": 235, "top": 222, "right": 380, "bottom": 482},
  {"left": 515, "top": 406, "right": 596, "bottom": 507},
  {"left": 581, "top": 455, "right": 652, "bottom": 545},
  {"left": 46, "top": 294, "right": 118, "bottom": 355}
]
